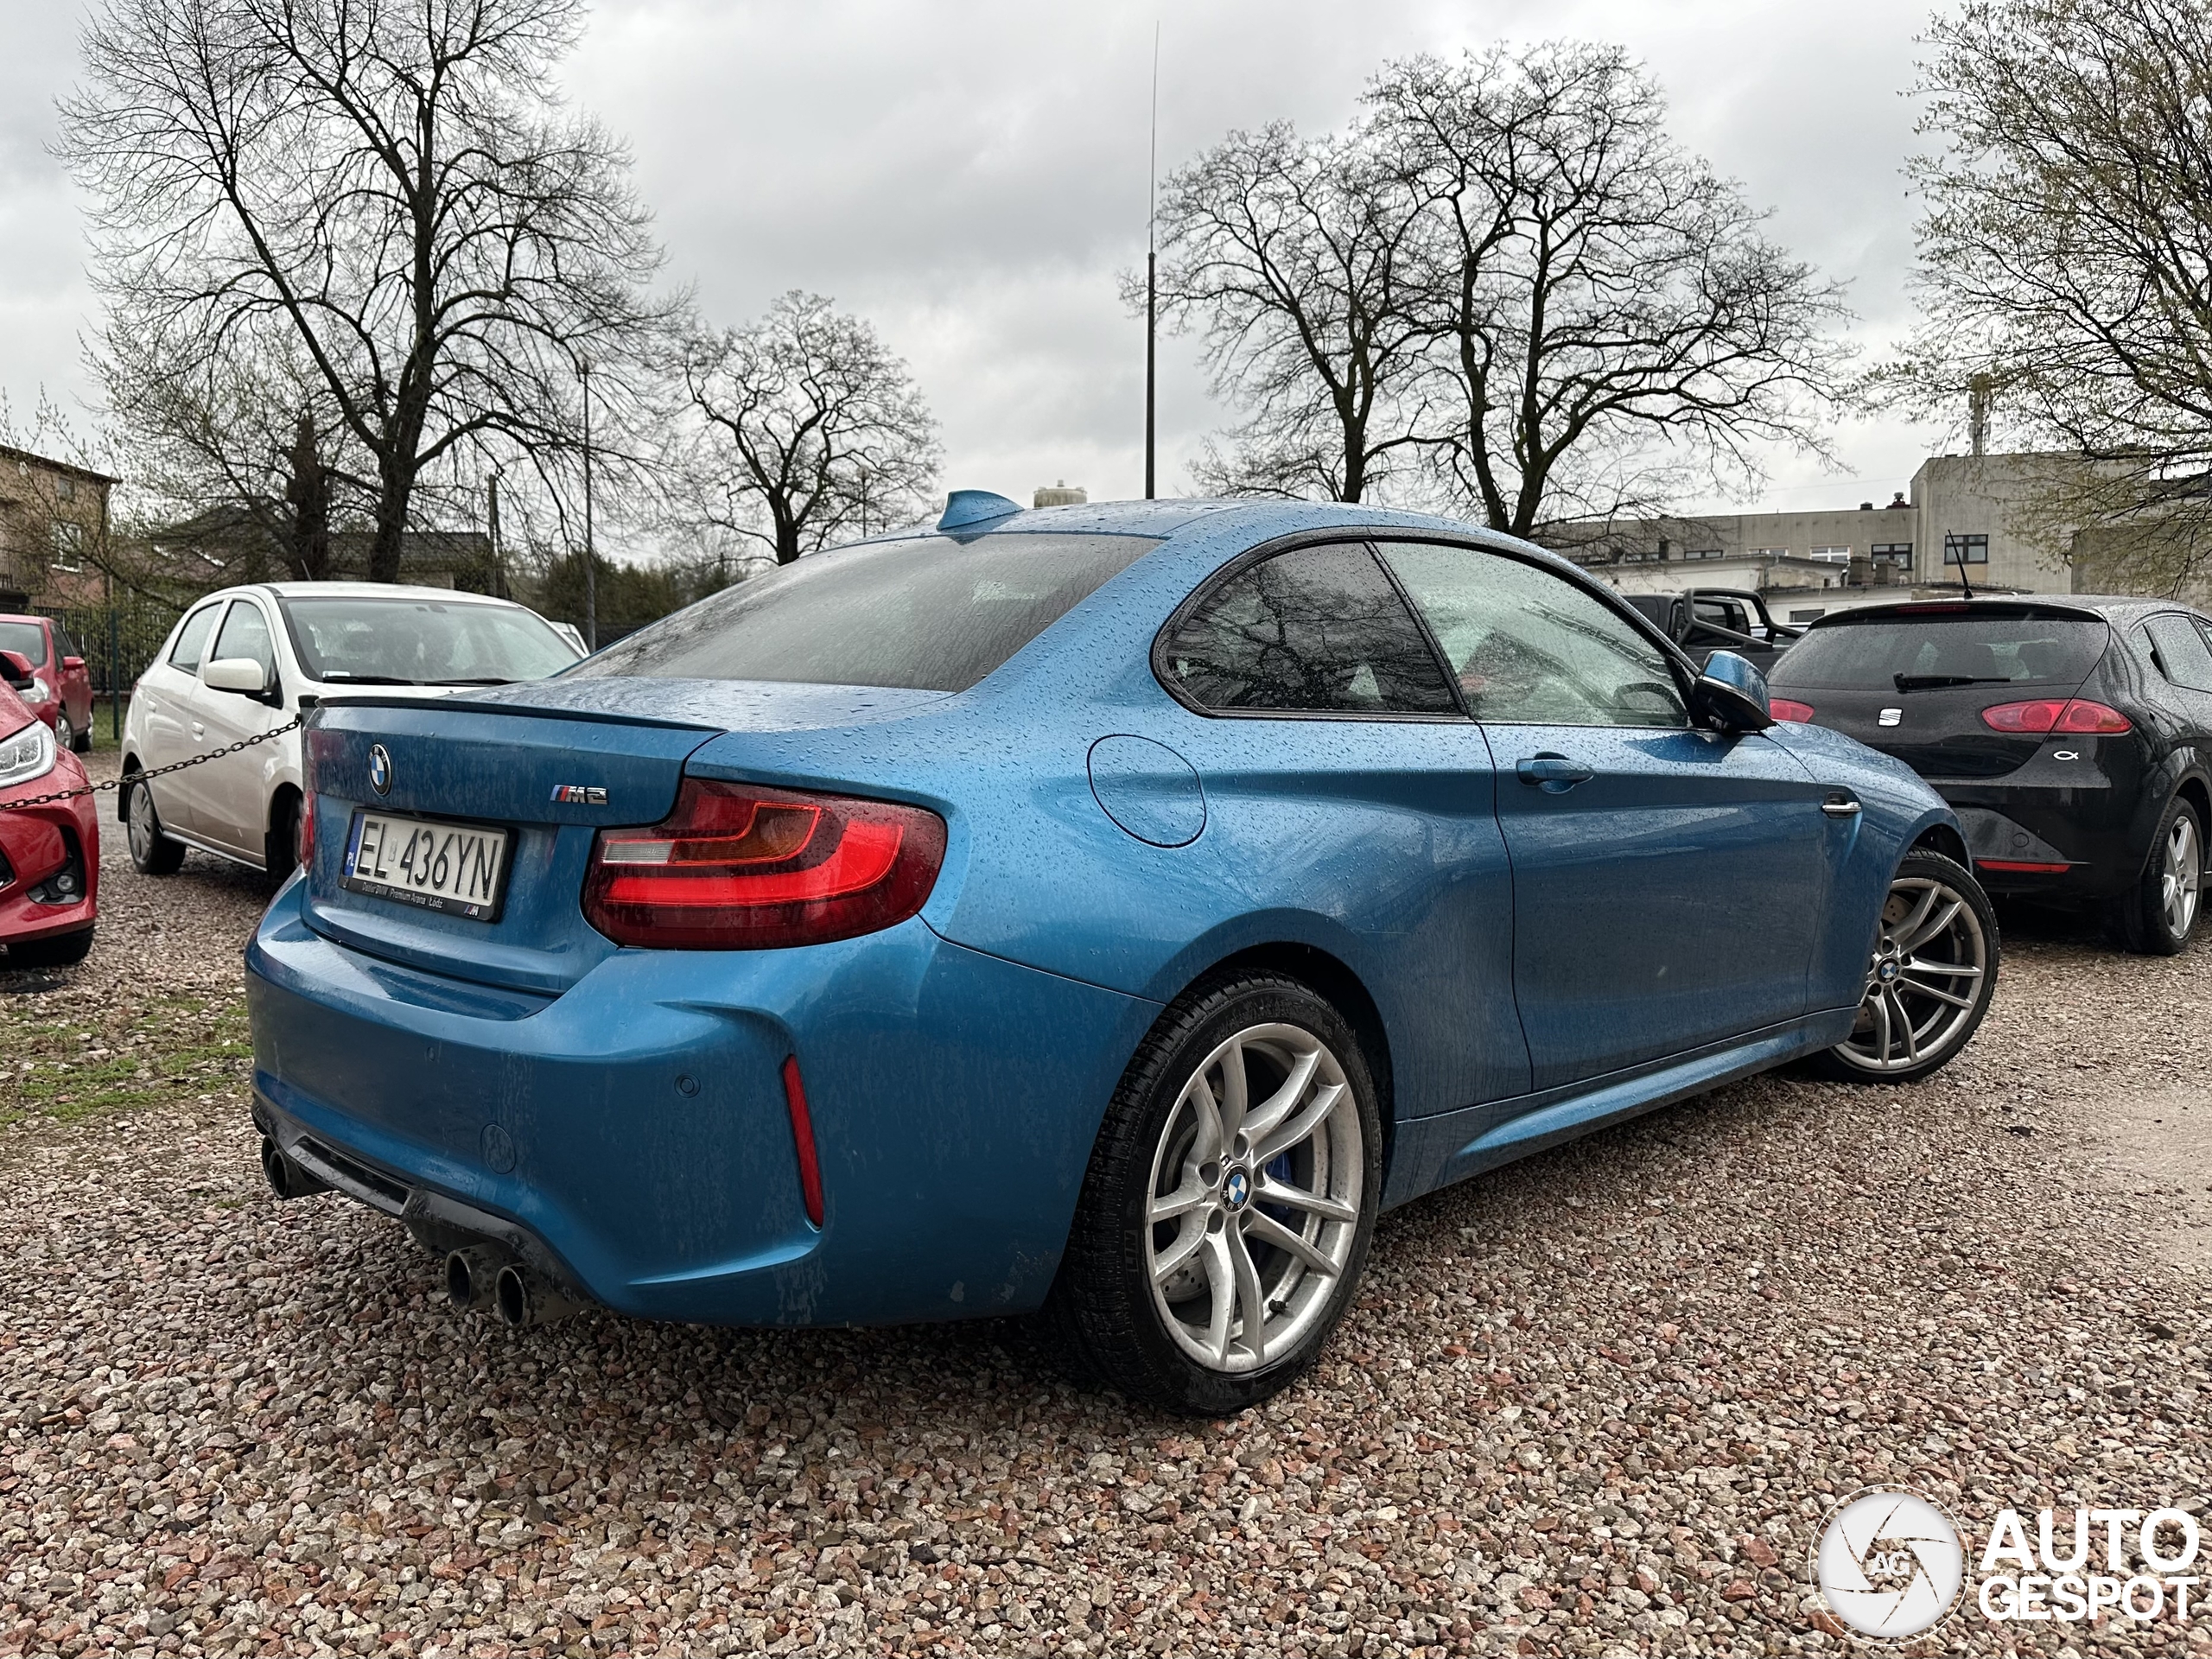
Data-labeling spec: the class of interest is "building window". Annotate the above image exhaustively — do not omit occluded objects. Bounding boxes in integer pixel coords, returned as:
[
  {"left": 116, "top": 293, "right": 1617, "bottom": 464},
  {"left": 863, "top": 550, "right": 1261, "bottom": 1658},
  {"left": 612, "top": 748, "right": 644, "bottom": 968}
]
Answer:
[
  {"left": 1686, "top": 547, "right": 1724, "bottom": 561},
  {"left": 1618, "top": 547, "right": 1661, "bottom": 563},
  {"left": 1809, "top": 545, "right": 1852, "bottom": 564},
  {"left": 55, "top": 477, "right": 76, "bottom": 503},
  {"left": 48, "top": 521, "right": 84, "bottom": 572},
  {"left": 1749, "top": 546, "right": 1789, "bottom": 558},
  {"left": 1943, "top": 533, "right": 1989, "bottom": 565},
  {"left": 1871, "top": 542, "right": 1913, "bottom": 568},
  {"left": 1790, "top": 608, "right": 1827, "bottom": 623}
]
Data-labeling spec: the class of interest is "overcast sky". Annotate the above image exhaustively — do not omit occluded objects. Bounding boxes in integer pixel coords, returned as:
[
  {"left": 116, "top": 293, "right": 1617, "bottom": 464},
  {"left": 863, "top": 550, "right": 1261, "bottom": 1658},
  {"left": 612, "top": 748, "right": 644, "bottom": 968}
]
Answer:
[{"left": 0, "top": 0, "right": 1955, "bottom": 527}]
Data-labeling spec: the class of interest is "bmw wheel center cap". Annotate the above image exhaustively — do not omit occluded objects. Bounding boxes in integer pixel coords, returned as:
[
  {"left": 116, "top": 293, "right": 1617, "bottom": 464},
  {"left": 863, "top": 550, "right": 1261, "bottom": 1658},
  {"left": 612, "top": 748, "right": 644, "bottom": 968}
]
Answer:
[
  {"left": 1224, "top": 1167, "right": 1250, "bottom": 1211},
  {"left": 367, "top": 744, "right": 393, "bottom": 796}
]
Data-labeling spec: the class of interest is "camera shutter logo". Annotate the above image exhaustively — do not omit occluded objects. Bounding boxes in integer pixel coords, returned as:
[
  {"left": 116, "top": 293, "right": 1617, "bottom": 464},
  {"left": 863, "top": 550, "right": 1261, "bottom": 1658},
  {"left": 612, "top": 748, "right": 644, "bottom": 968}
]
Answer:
[{"left": 1814, "top": 1487, "right": 1966, "bottom": 1638}]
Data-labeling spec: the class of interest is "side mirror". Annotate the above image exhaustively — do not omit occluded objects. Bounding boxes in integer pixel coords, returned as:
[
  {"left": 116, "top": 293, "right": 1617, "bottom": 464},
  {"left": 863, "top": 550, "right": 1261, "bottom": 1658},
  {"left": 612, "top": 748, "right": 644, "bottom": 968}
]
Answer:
[
  {"left": 203, "top": 657, "right": 270, "bottom": 696},
  {"left": 0, "top": 651, "right": 33, "bottom": 690},
  {"left": 1691, "top": 650, "right": 1775, "bottom": 733},
  {"left": 61, "top": 655, "right": 85, "bottom": 671}
]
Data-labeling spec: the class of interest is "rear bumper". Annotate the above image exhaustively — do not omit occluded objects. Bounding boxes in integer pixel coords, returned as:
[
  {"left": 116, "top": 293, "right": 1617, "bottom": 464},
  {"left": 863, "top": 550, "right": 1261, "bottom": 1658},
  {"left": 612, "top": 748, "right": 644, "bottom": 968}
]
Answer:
[
  {"left": 1938, "top": 785, "right": 2145, "bottom": 899},
  {"left": 245, "top": 882, "right": 1158, "bottom": 1326}
]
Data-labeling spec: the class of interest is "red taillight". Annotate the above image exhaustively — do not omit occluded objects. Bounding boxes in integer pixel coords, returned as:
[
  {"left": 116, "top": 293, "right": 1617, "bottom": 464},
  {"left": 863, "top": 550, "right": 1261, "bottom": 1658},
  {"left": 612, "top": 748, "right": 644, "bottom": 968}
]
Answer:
[
  {"left": 298, "top": 791, "right": 315, "bottom": 866},
  {"left": 1977, "top": 858, "right": 2070, "bottom": 874},
  {"left": 1980, "top": 698, "right": 2133, "bottom": 735},
  {"left": 782, "top": 1056, "right": 825, "bottom": 1227},
  {"left": 1769, "top": 697, "right": 1816, "bottom": 723},
  {"left": 582, "top": 778, "right": 946, "bottom": 949}
]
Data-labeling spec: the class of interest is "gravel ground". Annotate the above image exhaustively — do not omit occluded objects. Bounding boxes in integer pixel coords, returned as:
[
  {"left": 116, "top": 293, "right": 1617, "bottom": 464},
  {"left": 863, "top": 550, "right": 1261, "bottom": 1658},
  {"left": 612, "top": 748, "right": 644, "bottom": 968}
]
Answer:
[{"left": 3, "top": 756, "right": 2210, "bottom": 1656}]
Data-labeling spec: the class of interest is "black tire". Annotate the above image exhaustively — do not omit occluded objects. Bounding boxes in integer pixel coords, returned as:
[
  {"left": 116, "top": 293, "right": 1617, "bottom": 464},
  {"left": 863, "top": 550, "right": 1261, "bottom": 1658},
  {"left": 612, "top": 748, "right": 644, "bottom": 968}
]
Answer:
[
  {"left": 2107, "top": 794, "right": 2203, "bottom": 956},
  {"left": 1046, "top": 973, "right": 1383, "bottom": 1416},
  {"left": 1811, "top": 848, "right": 1999, "bottom": 1084},
  {"left": 264, "top": 791, "right": 301, "bottom": 889},
  {"left": 70, "top": 715, "right": 91, "bottom": 754},
  {"left": 4, "top": 926, "right": 94, "bottom": 969},
  {"left": 124, "top": 775, "right": 187, "bottom": 876}
]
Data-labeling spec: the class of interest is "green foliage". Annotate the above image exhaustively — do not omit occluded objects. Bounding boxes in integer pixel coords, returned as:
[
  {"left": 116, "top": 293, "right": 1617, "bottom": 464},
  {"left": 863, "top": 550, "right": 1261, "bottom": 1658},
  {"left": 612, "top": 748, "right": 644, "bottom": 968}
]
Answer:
[{"left": 518, "top": 548, "right": 739, "bottom": 642}]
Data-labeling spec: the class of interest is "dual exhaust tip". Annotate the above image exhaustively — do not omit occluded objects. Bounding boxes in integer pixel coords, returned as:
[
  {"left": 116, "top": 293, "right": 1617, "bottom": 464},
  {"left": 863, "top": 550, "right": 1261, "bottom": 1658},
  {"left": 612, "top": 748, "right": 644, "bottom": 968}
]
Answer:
[
  {"left": 258, "top": 1134, "right": 585, "bottom": 1330},
  {"left": 444, "top": 1243, "right": 583, "bottom": 1329}
]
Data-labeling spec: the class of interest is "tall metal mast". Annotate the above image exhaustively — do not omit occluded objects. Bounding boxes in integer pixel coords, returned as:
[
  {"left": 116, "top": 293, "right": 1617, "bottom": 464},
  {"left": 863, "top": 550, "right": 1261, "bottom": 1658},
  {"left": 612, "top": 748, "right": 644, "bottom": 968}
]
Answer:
[{"left": 1145, "top": 23, "right": 1159, "bottom": 501}]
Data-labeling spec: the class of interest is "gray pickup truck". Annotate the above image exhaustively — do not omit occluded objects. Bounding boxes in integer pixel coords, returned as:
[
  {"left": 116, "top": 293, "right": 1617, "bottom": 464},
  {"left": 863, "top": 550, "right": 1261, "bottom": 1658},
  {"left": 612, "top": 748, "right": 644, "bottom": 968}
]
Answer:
[{"left": 1622, "top": 588, "right": 1802, "bottom": 675}]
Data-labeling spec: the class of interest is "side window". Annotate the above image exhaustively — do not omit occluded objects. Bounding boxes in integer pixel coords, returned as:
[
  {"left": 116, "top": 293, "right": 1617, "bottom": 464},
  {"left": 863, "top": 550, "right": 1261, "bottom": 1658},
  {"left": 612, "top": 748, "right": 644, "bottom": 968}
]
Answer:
[
  {"left": 2145, "top": 613, "right": 2212, "bottom": 694},
  {"left": 210, "top": 600, "right": 277, "bottom": 680},
  {"left": 1161, "top": 543, "right": 1456, "bottom": 715},
  {"left": 1376, "top": 541, "right": 1688, "bottom": 728},
  {"left": 168, "top": 603, "right": 223, "bottom": 674}
]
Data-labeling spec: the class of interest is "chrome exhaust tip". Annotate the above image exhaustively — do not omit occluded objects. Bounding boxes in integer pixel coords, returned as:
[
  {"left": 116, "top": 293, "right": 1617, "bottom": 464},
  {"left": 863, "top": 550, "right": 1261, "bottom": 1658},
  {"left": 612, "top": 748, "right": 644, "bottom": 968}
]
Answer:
[{"left": 493, "top": 1262, "right": 583, "bottom": 1329}]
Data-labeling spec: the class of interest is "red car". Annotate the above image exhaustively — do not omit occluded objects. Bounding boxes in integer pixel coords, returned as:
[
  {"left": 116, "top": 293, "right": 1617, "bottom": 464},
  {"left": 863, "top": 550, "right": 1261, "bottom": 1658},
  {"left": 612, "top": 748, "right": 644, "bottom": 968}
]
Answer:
[
  {"left": 0, "top": 612, "right": 94, "bottom": 754},
  {"left": 0, "top": 652, "right": 98, "bottom": 968}
]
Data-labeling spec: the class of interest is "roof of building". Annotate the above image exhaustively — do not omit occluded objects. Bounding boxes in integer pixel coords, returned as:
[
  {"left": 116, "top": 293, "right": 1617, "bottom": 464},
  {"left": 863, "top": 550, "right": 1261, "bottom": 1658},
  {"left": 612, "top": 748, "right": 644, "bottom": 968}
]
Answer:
[{"left": 0, "top": 442, "right": 118, "bottom": 488}]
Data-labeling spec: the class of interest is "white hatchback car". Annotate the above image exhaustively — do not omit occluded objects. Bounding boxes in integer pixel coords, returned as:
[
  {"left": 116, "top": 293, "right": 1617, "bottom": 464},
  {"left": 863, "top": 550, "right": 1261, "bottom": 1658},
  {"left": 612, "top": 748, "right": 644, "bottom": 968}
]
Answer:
[{"left": 121, "top": 583, "right": 582, "bottom": 880}]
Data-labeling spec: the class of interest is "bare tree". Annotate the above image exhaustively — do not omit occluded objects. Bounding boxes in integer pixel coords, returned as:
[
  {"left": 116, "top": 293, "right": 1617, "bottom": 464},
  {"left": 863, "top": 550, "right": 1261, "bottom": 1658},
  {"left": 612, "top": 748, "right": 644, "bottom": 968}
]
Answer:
[
  {"left": 1369, "top": 45, "right": 1851, "bottom": 537},
  {"left": 59, "top": 0, "right": 676, "bottom": 584},
  {"left": 1888, "top": 0, "right": 2212, "bottom": 593},
  {"left": 670, "top": 292, "right": 941, "bottom": 567},
  {"left": 1143, "top": 124, "right": 1433, "bottom": 503}
]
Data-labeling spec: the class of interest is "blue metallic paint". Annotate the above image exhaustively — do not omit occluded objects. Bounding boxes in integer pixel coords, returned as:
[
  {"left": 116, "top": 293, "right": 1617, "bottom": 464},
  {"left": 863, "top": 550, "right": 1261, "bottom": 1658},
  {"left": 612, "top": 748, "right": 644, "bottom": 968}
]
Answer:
[{"left": 248, "top": 499, "right": 1967, "bottom": 1327}]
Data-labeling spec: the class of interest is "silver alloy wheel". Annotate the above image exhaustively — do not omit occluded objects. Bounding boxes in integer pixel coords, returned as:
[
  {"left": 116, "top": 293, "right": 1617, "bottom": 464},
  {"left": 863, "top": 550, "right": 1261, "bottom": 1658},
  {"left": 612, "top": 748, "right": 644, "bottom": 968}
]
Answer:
[
  {"left": 2163, "top": 812, "right": 2202, "bottom": 940},
  {"left": 54, "top": 712, "right": 73, "bottom": 754},
  {"left": 127, "top": 782, "right": 157, "bottom": 862},
  {"left": 1834, "top": 874, "right": 1990, "bottom": 1074},
  {"left": 1144, "top": 1022, "right": 1363, "bottom": 1374}
]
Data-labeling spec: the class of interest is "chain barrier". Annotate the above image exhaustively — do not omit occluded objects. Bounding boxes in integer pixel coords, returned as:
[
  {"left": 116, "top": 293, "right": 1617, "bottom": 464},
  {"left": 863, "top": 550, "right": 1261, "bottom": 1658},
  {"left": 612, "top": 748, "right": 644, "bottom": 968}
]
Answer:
[{"left": 0, "top": 716, "right": 303, "bottom": 812}]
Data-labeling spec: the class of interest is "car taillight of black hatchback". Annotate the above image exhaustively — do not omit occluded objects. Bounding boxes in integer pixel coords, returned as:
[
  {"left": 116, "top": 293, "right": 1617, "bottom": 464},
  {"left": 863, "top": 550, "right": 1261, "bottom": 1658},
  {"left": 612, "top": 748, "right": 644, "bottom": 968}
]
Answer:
[{"left": 582, "top": 778, "right": 947, "bottom": 949}]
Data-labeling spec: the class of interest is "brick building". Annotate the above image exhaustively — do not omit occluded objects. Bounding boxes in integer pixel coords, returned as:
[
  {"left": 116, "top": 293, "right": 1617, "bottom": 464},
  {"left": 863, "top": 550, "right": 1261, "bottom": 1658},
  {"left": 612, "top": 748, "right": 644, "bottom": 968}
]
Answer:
[{"left": 0, "top": 444, "right": 118, "bottom": 612}]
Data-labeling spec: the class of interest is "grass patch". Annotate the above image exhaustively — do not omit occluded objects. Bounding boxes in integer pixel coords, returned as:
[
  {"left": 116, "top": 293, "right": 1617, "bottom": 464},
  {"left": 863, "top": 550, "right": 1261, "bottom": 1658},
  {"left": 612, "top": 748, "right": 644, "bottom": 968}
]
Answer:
[{"left": 0, "top": 990, "right": 251, "bottom": 1128}]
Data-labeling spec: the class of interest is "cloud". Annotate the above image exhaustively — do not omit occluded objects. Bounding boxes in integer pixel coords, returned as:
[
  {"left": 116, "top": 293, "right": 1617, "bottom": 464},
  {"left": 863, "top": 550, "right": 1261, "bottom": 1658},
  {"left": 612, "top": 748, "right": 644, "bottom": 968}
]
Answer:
[{"left": 3, "top": 0, "right": 1952, "bottom": 519}]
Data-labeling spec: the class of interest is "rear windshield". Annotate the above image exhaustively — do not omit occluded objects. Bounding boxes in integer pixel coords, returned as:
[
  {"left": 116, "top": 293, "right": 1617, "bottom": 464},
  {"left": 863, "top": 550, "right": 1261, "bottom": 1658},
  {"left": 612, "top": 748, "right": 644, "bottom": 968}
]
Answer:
[
  {"left": 1770, "top": 612, "right": 2110, "bottom": 691},
  {"left": 569, "top": 532, "right": 1160, "bottom": 692},
  {"left": 0, "top": 620, "right": 47, "bottom": 667},
  {"left": 279, "top": 597, "right": 579, "bottom": 686}
]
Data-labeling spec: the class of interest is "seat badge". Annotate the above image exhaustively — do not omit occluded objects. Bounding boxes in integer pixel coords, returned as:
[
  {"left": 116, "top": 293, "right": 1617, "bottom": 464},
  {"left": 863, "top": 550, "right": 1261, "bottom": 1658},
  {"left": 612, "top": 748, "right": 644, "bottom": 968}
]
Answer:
[
  {"left": 551, "top": 785, "right": 609, "bottom": 805},
  {"left": 1878, "top": 708, "right": 1903, "bottom": 727}
]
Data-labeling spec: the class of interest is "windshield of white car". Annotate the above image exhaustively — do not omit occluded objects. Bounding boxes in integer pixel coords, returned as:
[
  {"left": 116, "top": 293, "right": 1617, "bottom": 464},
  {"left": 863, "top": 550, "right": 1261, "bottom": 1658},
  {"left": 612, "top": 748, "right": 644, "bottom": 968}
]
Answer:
[
  {"left": 0, "top": 620, "right": 48, "bottom": 668},
  {"left": 567, "top": 532, "right": 1161, "bottom": 692},
  {"left": 276, "top": 598, "right": 577, "bottom": 687}
]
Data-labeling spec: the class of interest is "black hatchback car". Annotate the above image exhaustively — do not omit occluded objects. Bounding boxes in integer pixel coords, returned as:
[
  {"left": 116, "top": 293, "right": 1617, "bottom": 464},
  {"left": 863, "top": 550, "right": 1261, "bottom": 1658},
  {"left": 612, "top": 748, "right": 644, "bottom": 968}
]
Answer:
[{"left": 1766, "top": 595, "right": 2210, "bottom": 953}]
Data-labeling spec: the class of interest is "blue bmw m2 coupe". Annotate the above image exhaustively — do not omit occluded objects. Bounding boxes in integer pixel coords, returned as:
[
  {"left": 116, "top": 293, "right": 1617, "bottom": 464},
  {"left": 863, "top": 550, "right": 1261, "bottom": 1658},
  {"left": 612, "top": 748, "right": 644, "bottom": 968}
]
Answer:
[{"left": 245, "top": 495, "right": 1998, "bottom": 1414}]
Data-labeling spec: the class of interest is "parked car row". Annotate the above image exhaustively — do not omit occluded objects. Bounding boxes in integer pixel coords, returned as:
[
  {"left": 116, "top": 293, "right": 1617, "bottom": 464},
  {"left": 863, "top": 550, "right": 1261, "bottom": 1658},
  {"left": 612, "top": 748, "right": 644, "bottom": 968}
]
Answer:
[{"left": 18, "top": 513, "right": 2209, "bottom": 1415}]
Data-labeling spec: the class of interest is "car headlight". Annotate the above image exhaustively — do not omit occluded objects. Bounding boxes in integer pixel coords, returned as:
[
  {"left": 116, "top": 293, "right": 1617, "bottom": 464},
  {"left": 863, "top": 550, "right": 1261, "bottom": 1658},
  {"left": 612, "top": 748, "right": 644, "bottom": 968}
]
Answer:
[
  {"left": 29, "top": 675, "right": 50, "bottom": 703},
  {"left": 0, "top": 718, "right": 58, "bottom": 789}
]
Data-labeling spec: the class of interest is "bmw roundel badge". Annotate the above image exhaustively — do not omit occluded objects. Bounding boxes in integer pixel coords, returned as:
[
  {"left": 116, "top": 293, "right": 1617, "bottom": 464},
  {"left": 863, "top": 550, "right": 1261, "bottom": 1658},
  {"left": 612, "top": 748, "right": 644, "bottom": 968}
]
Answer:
[{"left": 367, "top": 743, "right": 393, "bottom": 796}]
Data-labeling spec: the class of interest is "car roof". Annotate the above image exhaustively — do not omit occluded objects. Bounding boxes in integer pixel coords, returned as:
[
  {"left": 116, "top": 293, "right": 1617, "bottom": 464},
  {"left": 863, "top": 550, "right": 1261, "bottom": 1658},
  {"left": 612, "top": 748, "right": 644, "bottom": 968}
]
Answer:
[
  {"left": 239, "top": 582, "right": 524, "bottom": 604},
  {"left": 0, "top": 613, "right": 54, "bottom": 627},
  {"left": 856, "top": 494, "right": 1577, "bottom": 570}
]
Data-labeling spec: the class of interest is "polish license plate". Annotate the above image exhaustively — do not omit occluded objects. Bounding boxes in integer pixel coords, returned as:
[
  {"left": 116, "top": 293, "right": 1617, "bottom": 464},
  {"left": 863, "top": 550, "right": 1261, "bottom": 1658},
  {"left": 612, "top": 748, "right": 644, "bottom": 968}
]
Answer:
[{"left": 341, "top": 810, "right": 512, "bottom": 921}]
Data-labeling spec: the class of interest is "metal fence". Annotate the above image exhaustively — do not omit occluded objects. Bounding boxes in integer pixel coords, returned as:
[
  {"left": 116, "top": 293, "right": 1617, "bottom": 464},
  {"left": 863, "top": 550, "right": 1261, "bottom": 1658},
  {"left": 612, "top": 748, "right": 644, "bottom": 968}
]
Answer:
[{"left": 50, "top": 601, "right": 185, "bottom": 742}]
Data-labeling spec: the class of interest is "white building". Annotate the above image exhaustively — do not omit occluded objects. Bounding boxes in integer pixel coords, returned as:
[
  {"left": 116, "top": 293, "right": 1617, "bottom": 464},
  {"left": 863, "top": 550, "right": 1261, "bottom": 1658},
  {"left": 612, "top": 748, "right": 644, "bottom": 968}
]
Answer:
[{"left": 1541, "top": 453, "right": 2088, "bottom": 624}]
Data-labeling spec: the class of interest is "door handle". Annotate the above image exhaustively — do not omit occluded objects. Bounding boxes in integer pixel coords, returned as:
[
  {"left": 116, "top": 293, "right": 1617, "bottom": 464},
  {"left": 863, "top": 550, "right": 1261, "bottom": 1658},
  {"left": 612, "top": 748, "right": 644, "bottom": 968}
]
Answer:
[
  {"left": 1821, "top": 792, "right": 1861, "bottom": 817},
  {"left": 191, "top": 721, "right": 206, "bottom": 740},
  {"left": 1516, "top": 753, "right": 1594, "bottom": 792}
]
